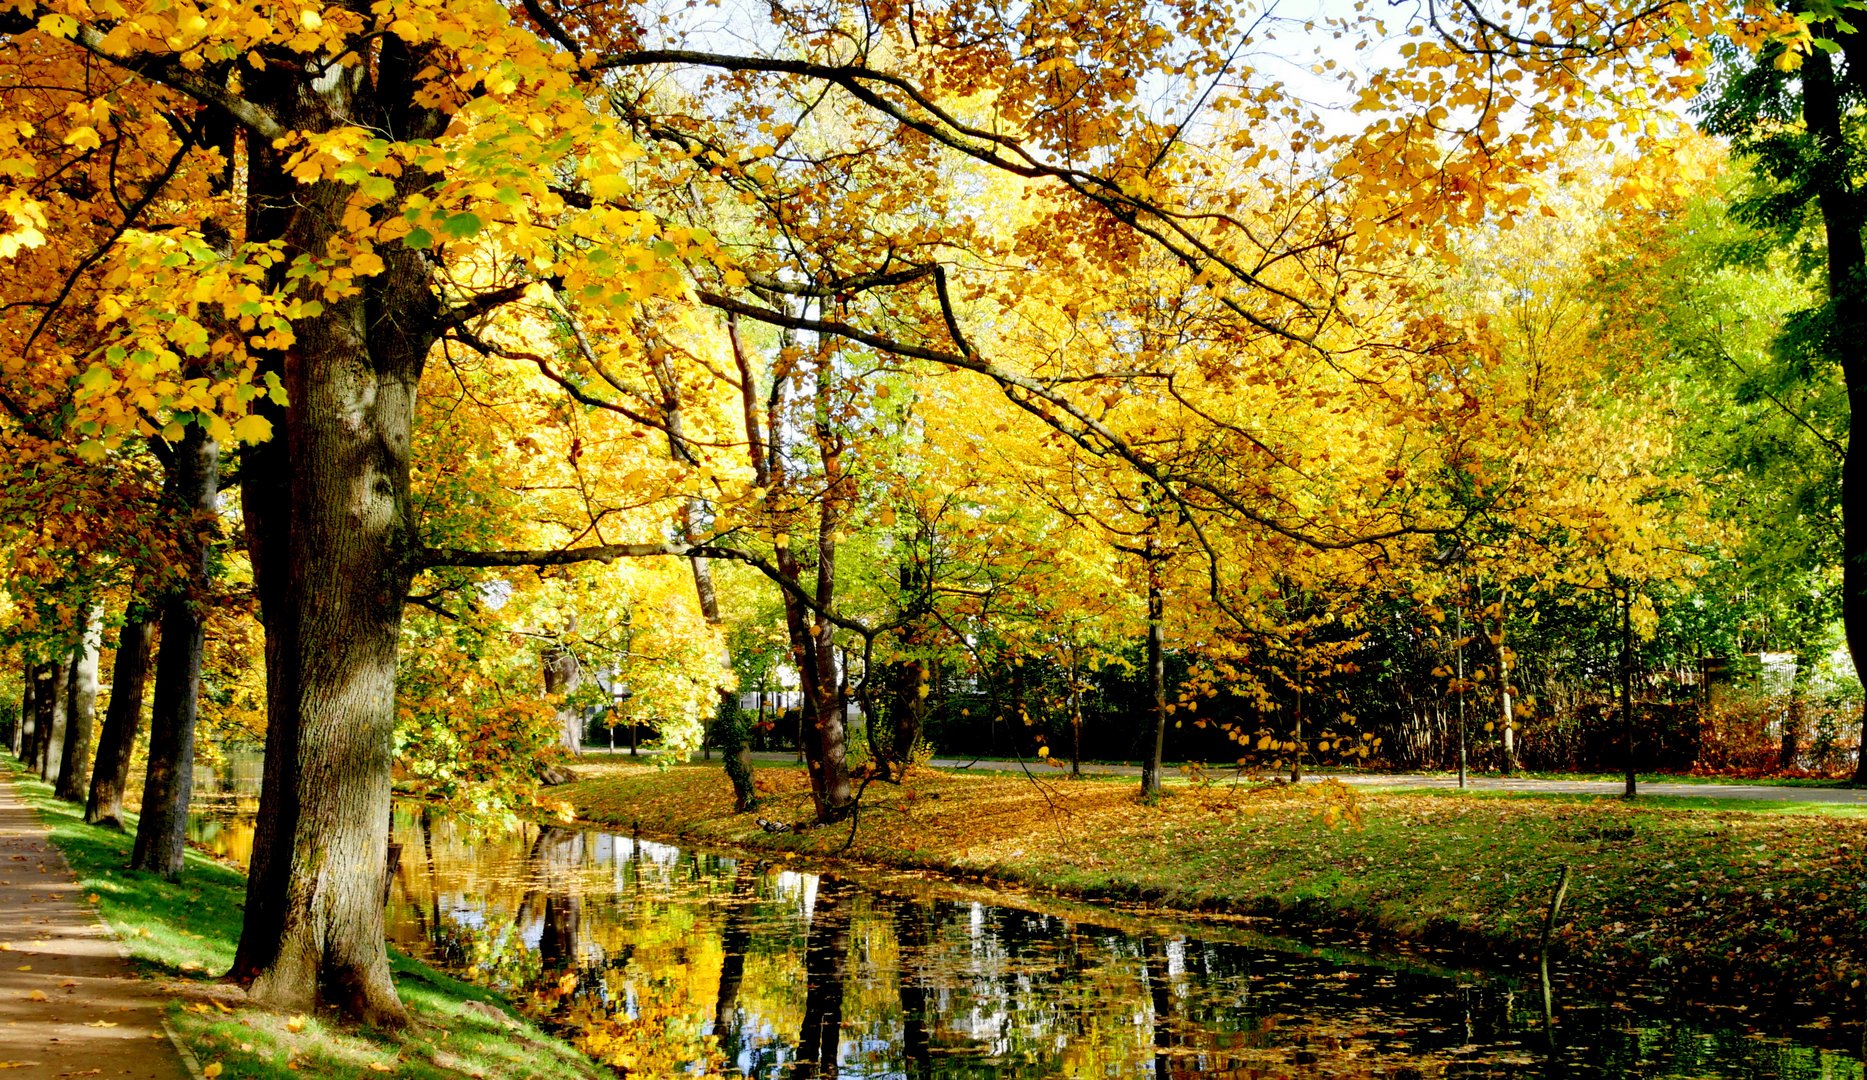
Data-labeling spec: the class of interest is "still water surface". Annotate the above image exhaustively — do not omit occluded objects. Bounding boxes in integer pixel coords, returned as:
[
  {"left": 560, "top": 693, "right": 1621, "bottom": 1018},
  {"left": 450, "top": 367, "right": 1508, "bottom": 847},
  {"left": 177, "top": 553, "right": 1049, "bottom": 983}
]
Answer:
[{"left": 190, "top": 807, "right": 1862, "bottom": 1078}]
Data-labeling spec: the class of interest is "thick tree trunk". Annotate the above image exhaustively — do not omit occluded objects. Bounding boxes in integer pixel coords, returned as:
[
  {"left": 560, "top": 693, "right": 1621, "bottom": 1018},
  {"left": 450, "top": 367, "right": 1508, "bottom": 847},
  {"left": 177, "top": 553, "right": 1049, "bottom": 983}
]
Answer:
[
  {"left": 1140, "top": 550, "right": 1168, "bottom": 800},
  {"left": 54, "top": 609, "right": 103, "bottom": 802},
  {"left": 34, "top": 658, "right": 67, "bottom": 783},
  {"left": 86, "top": 614, "right": 156, "bottom": 828},
  {"left": 1800, "top": 47, "right": 1867, "bottom": 786},
  {"left": 540, "top": 641, "right": 582, "bottom": 783},
  {"left": 228, "top": 39, "right": 444, "bottom": 1026},
  {"left": 132, "top": 426, "right": 220, "bottom": 878}
]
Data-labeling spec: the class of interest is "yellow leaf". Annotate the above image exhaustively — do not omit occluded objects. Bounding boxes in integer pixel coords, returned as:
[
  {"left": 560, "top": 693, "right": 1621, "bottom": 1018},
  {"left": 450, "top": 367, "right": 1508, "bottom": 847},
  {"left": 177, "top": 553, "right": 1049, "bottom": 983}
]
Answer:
[
  {"left": 203, "top": 1064, "right": 223, "bottom": 1078},
  {"left": 25, "top": 990, "right": 46, "bottom": 1002},
  {"left": 285, "top": 1015, "right": 307, "bottom": 1033},
  {"left": 63, "top": 126, "right": 101, "bottom": 152},
  {"left": 230, "top": 412, "right": 273, "bottom": 444}
]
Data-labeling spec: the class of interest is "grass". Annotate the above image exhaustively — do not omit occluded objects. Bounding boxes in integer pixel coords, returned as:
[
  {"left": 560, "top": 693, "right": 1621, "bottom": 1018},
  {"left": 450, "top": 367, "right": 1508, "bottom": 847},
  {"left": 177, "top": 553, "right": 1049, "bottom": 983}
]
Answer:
[
  {"left": 564, "top": 758, "right": 1867, "bottom": 1018},
  {"left": 4, "top": 760, "right": 604, "bottom": 1080}
]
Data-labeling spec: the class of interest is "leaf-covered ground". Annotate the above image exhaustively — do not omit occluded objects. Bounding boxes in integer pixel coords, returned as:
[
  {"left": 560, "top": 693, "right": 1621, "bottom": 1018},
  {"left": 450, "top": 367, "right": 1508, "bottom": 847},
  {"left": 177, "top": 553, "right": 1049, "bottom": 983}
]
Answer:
[{"left": 565, "top": 760, "right": 1867, "bottom": 1020}]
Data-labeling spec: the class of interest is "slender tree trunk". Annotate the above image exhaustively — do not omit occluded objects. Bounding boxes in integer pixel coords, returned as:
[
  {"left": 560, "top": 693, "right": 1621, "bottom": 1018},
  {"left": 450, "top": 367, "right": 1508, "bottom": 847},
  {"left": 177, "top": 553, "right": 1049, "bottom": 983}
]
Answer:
[
  {"left": 1800, "top": 46, "right": 1867, "bottom": 786},
  {"left": 132, "top": 426, "right": 220, "bottom": 879},
  {"left": 14, "top": 657, "right": 34, "bottom": 759},
  {"left": 1140, "top": 546, "right": 1168, "bottom": 801},
  {"left": 1621, "top": 582, "right": 1637, "bottom": 800},
  {"left": 1069, "top": 671, "right": 1083, "bottom": 778},
  {"left": 1782, "top": 649, "right": 1810, "bottom": 771},
  {"left": 54, "top": 608, "right": 103, "bottom": 802},
  {"left": 1492, "top": 583, "right": 1517, "bottom": 774},
  {"left": 35, "top": 657, "right": 67, "bottom": 783},
  {"left": 86, "top": 614, "right": 156, "bottom": 828}
]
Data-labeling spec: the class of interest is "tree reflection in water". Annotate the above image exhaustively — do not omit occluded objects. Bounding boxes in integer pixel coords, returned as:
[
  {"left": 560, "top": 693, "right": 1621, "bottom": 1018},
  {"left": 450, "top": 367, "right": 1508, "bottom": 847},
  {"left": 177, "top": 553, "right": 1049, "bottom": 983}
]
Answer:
[
  {"left": 792, "top": 879, "right": 852, "bottom": 1078},
  {"left": 379, "top": 813, "right": 1864, "bottom": 1080}
]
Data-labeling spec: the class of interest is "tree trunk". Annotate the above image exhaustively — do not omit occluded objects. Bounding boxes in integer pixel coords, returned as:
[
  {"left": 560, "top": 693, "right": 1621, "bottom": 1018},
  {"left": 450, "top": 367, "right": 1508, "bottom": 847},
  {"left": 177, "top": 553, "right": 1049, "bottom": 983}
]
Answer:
[
  {"left": 1140, "top": 546, "right": 1168, "bottom": 801},
  {"left": 86, "top": 613, "right": 156, "bottom": 828},
  {"left": 1620, "top": 582, "right": 1637, "bottom": 800},
  {"left": 540, "top": 640, "right": 582, "bottom": 784},
  {"left": 34, "top": 657, "right": 67, "bottom": 783},
  {"left": 14, "top": 657, "right": 34, "bottom": 759},
  {"left": 54, "top": 607, "right": 103, "bottom": 802},
  {"left": 224, "top": 40, "right": 446, "bottom": 1025},
  {"left": 132, "top": 425, "right": 220, "bottom": 879},
  {"left": 1800, "top": 46, "right": 1867, "bottom": 787},
  {"left": 1782, "top": 649, "right": 1810, "bottom": 772}
]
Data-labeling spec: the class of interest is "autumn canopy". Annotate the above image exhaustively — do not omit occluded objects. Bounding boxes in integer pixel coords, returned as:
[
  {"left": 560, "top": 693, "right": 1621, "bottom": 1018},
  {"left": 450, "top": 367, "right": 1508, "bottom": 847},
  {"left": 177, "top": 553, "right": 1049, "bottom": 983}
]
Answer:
[{"left": 1, "top": 0, "right": 1859, "bottom": 1028}]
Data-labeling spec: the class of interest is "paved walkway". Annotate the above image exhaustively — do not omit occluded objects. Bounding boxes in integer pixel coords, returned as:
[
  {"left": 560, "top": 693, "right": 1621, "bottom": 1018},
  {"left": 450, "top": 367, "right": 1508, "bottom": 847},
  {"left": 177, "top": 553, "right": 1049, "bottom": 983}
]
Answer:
[
  {"left": 0, "top": 775, "right": 192, "bottom": 1079},
  {"left": 732, "top": 751, "right": 1867, "bottom": 805}
]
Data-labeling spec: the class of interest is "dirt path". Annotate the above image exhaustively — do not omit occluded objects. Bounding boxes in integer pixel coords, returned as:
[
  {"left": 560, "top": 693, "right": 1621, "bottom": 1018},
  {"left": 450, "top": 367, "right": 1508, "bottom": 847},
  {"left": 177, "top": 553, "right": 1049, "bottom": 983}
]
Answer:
[{"left": 0, "top": 775, "right": 193, "bottom": 1079}]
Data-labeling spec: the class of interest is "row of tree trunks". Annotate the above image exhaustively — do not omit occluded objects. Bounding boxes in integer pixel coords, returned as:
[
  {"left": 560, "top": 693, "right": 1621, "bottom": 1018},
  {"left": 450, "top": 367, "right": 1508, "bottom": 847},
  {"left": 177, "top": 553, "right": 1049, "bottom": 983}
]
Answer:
[{"left": 7, "top": 588, "right": 208, "bottom": 861}]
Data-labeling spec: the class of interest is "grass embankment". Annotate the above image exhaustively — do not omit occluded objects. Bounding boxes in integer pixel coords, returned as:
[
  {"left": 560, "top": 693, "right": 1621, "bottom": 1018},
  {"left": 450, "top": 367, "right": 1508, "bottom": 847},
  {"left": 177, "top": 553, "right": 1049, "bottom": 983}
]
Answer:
[
  {"left": 6, "top": 762, "right": 603, "bottom": 1080},
  {"left": 565, "top": 759, "right": 1867, "bottom": 1015}
]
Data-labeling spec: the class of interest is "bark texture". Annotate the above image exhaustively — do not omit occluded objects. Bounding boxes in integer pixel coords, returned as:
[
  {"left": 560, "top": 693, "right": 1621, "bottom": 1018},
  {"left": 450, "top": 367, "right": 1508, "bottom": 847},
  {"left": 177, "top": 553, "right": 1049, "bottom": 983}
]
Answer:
[
  {"left": 14, "top": 659, "right": 34, "bottom": 758},
  {"left": 34, "top": 658, "right": 66, "bottom": 783},
  {"left": 54, "top": 607, "right": 103, "bottom": 802},
  {"left": 227, "top": 43, "right": 447, "bottom": 1025},
  {"left": 1800, "top": 46, "right": 1867, "bottom": 786},
  {"left": 1140, "top": 544, "right": 1168, "bottom": 800},
  {"left": 86, "top": 613, "right": 156, "bottom": 828},
  {"left": 132, "top": 426, "right": 220, "bottom": 879}
]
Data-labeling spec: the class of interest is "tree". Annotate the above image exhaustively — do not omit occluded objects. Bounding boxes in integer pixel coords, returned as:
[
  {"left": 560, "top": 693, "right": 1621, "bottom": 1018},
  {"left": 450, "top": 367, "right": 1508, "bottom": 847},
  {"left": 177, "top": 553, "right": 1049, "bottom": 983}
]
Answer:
[{"left": 85, "top": 607, "right": 156, "bottom": 827}]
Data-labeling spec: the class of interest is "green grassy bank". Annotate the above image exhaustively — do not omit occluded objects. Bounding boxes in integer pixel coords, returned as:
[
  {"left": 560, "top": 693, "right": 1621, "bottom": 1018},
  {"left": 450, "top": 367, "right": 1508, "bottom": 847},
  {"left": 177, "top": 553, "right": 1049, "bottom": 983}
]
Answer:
[
  {"left": 565, "top": 759, "right": 1867, "bottom": 1021},
  {"left": 5, "top": 761, "right": 602, "bottom": 1080}
]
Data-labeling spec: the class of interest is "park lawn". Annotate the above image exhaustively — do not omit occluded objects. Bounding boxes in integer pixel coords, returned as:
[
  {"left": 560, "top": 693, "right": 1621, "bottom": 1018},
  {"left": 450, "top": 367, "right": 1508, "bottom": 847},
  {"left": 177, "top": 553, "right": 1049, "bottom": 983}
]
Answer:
[
  {"left": 5, "top": 761, "right": 603, "bottom": 1080},
  {"left": 564, "top": 758, "right": 1867, "bottom": 1015}
]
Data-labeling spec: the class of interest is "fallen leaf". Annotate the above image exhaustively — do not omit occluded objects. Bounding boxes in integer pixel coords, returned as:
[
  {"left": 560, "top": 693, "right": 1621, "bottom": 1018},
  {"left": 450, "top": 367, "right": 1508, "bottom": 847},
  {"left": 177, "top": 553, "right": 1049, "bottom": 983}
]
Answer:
[
  {"left": 368, "top": 1064, "right": 392, "bottom": 1074},
  {"left": 84, "top": 1021, "right": 119, "bottom": 1029},
  {"left": 202, "top": 1063, "right": 223, "bottom": 1079},
  {"left": 285, "top": 1016, "right": 307, "bottom": 1033},
  {"left": 13, "top": 966, "right": 28, "bottom": 972},
  {"left": 210, "top": 999, "right": 232, "bottom": 1014},
  {"left": 59, "top": 980, "right": 77, "bottom": 988},
  {"left": 25, "top": 991, "right": 46, "bottom": 1002}
]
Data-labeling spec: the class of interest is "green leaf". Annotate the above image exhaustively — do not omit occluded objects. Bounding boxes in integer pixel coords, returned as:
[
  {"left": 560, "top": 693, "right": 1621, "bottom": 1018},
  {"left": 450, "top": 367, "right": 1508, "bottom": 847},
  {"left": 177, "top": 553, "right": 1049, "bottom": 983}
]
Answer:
[
  {"left": 360, "top": 176, "right": 397, "bottom": 201},
  {"left": 441, "top": 213, "right": 482, "bottom": 240},
  {"left": 403, "top": 226, "right": 434, "bottom": 250}
]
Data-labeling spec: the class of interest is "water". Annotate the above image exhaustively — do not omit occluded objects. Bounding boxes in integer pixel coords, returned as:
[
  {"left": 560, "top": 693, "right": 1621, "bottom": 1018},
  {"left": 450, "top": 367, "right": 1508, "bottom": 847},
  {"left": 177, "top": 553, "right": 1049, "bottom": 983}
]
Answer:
[{"left": 352, "top": 811, "right": 1862, "bottom": 1079}]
